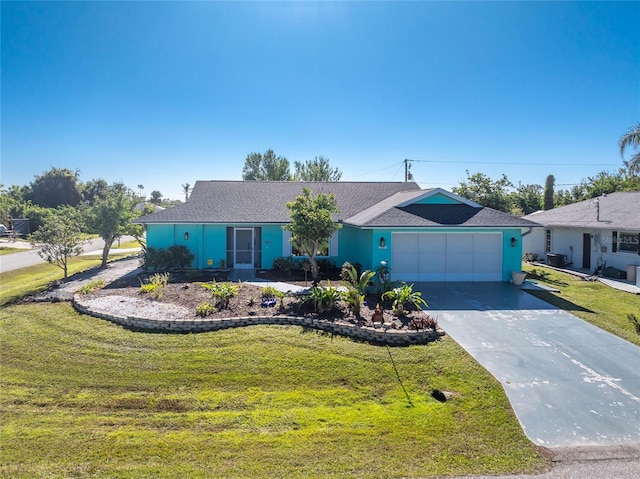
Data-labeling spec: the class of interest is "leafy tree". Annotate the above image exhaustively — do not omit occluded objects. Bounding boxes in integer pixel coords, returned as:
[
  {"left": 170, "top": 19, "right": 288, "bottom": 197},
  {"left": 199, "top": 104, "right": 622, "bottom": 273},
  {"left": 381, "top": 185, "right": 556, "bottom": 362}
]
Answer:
[
  {"left": 81, "top": 178, "right": 109, "bottom": 204},
  {"left": 619, "top": 123, "right": 640, "bottom": 177},
  {"left": 511, "top": 184, "right": 542, "bottom": 215},
  {"left": 24, "top": 167, "right": 82, "bottom": 208},
  {"left": 284, "top": 187, "right": 341, "bottom": 284},
  {"left": 87, "top": 186, "right": 136, "bottom": 267},
  {"left": 293, "top": 156, "right": 342, "bottom": 181},
  {"left": 452, "top": 171, "right": 514, "bottom": 213},
  {"left": 149, "top": 190, "right": 163, "bottom": 205},
  {"left": 242, "top": 149, "right": 291, "bottom": 180},
  {"left": 543, "top": 174, "right": 555, "bottom": 210},
  {"left": 29, "top": 207, "right": 84, "bottom": 279}
]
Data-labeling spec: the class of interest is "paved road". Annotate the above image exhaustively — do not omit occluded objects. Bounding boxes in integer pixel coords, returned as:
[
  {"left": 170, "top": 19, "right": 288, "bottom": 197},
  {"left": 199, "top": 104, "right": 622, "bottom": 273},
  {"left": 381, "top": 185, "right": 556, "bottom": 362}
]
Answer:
[
  {"left": 0, "top": 236, "right": 138, "bottom": 273},
  {"left": 420, "top": 281, "right": 640, "bottom": 449}
]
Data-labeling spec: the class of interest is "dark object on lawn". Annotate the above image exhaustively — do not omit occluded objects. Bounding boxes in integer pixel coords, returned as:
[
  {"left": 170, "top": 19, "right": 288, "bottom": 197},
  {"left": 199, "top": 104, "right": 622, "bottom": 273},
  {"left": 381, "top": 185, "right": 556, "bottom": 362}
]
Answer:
[
  {"left": 603, "top": 266, "right": 627, "bottom": 280},
  {"left": 261, "top": 298, "right": 276, "bottom": 308},
  {"left": 628, "top": 314, "right": 640, "bottom": 335},
  {"left": 431, "top": 389, "right": 447, "bottom": 403},
  {"left": 546, "top": 253, "right": 567, "bottom": 268}
]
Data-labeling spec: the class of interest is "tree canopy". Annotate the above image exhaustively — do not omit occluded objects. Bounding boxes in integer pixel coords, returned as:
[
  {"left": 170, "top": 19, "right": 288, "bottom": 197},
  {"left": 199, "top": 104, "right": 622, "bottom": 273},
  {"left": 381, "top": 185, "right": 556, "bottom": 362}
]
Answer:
[
  {"left": 24, "top": 167, "right": 82, "bottom": 208},
  {"left": 293, "top": 156, "right": 342, "bottom": 181},
  {"left": 452, "top": 171, "right": 514, "bottom": 213},
  {"left": 284, "top": 187, "right": 341, "bottom": 284},
  {"left": 242, "top": 150, "right": 291, "bottom": 181}
]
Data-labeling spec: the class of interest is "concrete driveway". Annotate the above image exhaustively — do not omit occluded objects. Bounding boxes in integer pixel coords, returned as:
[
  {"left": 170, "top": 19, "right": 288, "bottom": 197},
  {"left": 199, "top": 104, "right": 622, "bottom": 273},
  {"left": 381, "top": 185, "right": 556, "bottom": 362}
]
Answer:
[{"left": 418, "top": 282, "right": 640, "bottom": 448}]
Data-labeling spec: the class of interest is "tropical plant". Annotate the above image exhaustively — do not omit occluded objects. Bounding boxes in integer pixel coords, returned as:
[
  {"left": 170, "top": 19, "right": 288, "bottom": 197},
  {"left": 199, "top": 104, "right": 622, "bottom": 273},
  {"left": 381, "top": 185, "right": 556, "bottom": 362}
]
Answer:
[
  {"left": 382, "top": 283, "right": 428, "bottom": 317},
  {"left": 341, "top": 262, "right": 375, "bottom": 317},
  {"left": 408, "top": 315, "right": 438, "bottom": 331},
  {"left": 306, "top": 282, "right": 342, "bottom": 314},
  {"left": 619, "top": 123, "right": 640, "bottom": 177},
  {"left": 142, "top": 245, "right": 194, "bottom": 271},
  {"left": 195, "top": 301, "right": 215, "bottom": 317},
  {"left": 200, "top": 281, "right": 238, "bottom": 310}
]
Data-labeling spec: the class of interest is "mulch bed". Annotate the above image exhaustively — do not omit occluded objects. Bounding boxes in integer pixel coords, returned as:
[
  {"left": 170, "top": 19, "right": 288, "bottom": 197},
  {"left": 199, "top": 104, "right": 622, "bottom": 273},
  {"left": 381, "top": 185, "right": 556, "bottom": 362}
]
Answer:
[{"left": 88, "top": 268, "right": 433, "bottom": 329}]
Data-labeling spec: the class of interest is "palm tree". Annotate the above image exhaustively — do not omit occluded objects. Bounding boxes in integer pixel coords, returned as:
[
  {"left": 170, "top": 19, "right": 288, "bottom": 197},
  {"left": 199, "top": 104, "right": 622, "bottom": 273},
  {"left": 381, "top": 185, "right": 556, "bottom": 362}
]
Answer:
[{"left": 619, "top": 123, "right": 640, "bottom": 177}]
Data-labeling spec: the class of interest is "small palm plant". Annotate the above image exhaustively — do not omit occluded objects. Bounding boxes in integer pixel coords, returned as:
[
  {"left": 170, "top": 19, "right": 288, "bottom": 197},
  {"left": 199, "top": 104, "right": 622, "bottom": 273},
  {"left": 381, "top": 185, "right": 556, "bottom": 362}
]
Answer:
[
  {"left": 341, "top": 262, "right": 375, "bottom": 317},
  {"left": 382, "top": 283, "right": 428, "bottom": 317}
]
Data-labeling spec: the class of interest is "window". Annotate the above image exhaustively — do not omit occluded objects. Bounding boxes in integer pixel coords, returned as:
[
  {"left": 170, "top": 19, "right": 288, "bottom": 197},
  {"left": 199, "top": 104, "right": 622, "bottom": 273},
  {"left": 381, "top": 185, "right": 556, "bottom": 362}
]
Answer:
[
  {"left": 283, "top": 230, "right": 337, "bottom": 257},
  {"left": 545, "top": 229, "right": 551, "bottom": 253},
  {"left": 618, "top": 232, "right": 639, "bottom": 254}
]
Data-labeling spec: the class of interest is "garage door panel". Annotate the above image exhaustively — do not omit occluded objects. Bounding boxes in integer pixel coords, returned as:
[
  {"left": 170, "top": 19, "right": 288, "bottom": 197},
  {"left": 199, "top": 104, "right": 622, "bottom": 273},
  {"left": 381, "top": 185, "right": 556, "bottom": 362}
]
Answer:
[{"left": 392, "top": 232, "right": 503, "bottom": 282}]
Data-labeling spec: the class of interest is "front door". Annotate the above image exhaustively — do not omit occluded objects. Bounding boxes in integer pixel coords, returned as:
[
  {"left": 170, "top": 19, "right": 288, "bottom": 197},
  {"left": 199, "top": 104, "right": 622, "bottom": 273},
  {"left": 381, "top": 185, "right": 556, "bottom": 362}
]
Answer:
[
  {"left": 582, "top": 233, "right": 591, "bottom": 270},
  {"left": 234, "top": 228, "right": 254, "bottom": 269}
]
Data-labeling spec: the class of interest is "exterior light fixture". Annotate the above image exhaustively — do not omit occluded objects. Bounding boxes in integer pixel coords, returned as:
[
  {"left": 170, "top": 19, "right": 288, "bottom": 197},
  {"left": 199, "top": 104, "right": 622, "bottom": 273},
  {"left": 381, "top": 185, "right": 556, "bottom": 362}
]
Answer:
[
  {"left": 379, "top": 237, "right": 386, "bottom": 248},
  {"left": 511, "top": 237, "right": 517, "bottom": 247},
  {"left": 184, "top": 232, "right": 189, "bottom": 241}
]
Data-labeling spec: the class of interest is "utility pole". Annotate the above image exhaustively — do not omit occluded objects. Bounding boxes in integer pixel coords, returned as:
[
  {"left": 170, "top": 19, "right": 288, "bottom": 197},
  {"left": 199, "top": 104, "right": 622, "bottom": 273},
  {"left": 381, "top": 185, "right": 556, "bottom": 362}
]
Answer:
[{"left": 404, "top": 159, "right": 413, "bottom": 182}]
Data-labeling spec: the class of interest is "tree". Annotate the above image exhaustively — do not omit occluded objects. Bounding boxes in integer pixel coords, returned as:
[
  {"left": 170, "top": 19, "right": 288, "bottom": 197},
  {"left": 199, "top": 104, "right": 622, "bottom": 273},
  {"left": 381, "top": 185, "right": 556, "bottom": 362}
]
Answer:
[
  {"left": 24, "top": 167, "right": 82, "bottom": 208},
  {"left": 293, "top": 156, "right": 342, "bottom": 181},
  {"left": 543, "top": 174, "right": 555, "bottom": 210},
  {"left": 182, "top": 183, "right": 191, "bottom": 202},
  {"left": 81, "top": 178, "right": 109, "bottom": 204},
  {"left": 29, "top": 207, "right": 84, "bottom": 279},
  {"left": 87, "top": 186, "right": 136, "bottom": 267},
  {"left": 452, "top": 171, "right": 513, "bottom": 213},
  {"left": 619, "top": 123, "right": 640, "bottom": 177},
  {"left": 511, "top": 184, "right": 542, "bottom": 215},
  {"left": 284, "top": 187, "right": 341, "bottom": 284},
  {"left": 242, "top": 149, "right": 291, "bottom": 180},
  {"left": 149, "top": 190, "right": 163, "bottom": 205}
]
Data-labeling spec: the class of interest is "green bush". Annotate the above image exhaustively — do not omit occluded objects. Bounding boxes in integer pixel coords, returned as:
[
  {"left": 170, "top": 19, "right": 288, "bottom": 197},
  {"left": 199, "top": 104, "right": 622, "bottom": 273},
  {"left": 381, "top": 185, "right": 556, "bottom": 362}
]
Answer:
[
  {"left": 382, "top": 283, "right": 428, "bottom": 317},
  {"left": 195, "top": 301, "right": 216, "bottom": 317},
  {"left": 142, "top": 245, "right": 194, "bottom": 271},
  {"left": 200, "top": 281, "right": 238, "bottom": 310},
  {"left": 139, "top": 272, "right": 170, "bottom": 299},
  {"left": 75, "top": 278, "right": 105, "bottom": 295},
  {"left": 306, "top": 281, "right": 342, "bottom": 314}
]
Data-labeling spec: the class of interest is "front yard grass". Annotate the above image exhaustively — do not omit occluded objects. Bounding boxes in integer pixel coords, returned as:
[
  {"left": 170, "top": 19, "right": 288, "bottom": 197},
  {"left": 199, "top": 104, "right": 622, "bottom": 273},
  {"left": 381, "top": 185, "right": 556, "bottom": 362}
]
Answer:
[
  {"left": 523, "top": 264, "right": 640, "bottom": 346},
  {"left": 0, "top": 303, "right": 548, "bottom": 478}
]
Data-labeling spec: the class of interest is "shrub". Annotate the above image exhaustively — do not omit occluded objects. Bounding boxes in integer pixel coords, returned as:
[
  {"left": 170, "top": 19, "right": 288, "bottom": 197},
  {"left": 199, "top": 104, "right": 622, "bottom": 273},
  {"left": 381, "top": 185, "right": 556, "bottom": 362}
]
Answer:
[
  {"left": 139, "top": 272, "right": 170, "bottom": 299},
  {"left": 200, "top": 281, "right": 238, "bottom": 310},
  {"left": 75, "top": 278, "right": 106, "bottom": 295},
  {"left": 382, "top": 283, "right": 428, "bottom": 317},
  {"left": 306, "top": 281, "right": 342, "bottom": 314},
  {"left": 261, "top": 285, "right": 280, "bottom": 299},
  {"left": 272, "top": 257, "right": 297, "bottom": 275},
  {"left": 141, "top": 245, "right": 194, "bottom": 271},
  {"left": 629, "top": 313, "right": 640, "bottom": 335},
  {"left": 196, "top": 302, "right": 216, "bottom": 317}
]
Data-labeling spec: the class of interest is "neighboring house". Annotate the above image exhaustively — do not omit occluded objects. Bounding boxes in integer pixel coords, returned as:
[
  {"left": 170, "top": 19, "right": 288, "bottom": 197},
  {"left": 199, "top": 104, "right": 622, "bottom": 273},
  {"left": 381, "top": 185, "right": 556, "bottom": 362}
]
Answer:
[
  {"left": 523, "top": 192, "right": 640, "bottom": 276},
  {"left": 134, "top": 181, "right": 538, "bottom": 282}
]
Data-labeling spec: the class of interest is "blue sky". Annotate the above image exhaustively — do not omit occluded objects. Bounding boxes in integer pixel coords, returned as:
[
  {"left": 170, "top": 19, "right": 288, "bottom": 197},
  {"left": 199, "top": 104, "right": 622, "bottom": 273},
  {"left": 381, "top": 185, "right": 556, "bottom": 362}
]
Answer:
[{"left": 2, "top": 1, "right": 638, "bottom": 201}]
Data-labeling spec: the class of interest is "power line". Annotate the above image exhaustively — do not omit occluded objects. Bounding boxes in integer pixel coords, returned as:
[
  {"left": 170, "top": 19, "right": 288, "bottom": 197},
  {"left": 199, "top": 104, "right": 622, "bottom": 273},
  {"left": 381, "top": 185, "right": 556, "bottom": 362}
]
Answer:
[{"left": 405, "top": 158, "right": 618, "bottom": 166}]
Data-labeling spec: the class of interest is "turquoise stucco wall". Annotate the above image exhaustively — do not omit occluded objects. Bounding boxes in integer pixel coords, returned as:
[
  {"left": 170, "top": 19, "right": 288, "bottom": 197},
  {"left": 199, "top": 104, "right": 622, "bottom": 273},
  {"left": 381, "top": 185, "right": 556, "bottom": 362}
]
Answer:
[
  {"left": 202, "top": 225, "right": 226, "bottom": 268},
  {"left": 501, "top": 228, "right": 523, "bottom": 280},
  {"left": 336, "top": 225, "right": 372, "bottom": 268},
  {"left": 415, "top": 193, "right": 460, "bottom": 205},
  {"left": 262, "top": 225, "right": 286, "bottom": 269}
]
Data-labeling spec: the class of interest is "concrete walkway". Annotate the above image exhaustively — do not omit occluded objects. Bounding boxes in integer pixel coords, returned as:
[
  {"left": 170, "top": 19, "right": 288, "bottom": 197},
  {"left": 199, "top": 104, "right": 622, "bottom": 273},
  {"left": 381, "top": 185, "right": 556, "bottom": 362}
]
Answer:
[{"left": 420, "top": 282, "right": 640, "bottom": 448}]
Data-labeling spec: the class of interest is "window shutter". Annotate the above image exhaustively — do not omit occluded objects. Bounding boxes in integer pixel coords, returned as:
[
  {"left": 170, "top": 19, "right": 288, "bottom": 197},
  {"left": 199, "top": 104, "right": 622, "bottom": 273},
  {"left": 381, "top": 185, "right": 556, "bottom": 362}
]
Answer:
[
  {"left": 283, "top": 229, "right": 292, "bottom": 256},
  {"left": 612, "top": 231, "right": 617, "bottom": 253},
  {"left": 330, "top": 230, "right": 339, "bottom": 257}
]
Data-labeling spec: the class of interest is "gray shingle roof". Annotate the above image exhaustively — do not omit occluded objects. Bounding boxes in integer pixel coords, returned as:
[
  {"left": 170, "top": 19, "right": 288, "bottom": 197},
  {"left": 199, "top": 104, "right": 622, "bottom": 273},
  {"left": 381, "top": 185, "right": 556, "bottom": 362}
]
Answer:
[
  {"left": 523, "top": 192, "right": 640, "bottom": 230},
  {"left": 135, "top": 181, "right": 421, "bottom": 224}
]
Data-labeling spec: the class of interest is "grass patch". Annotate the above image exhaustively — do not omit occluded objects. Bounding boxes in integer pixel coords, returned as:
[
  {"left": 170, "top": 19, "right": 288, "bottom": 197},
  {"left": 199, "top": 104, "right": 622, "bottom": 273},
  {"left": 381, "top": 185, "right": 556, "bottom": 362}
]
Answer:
[
  {"left": 0, "top": 251, "right": 139, "bottom": 306},
  {"left": 523, "top": 264, "right": 640, "bottom": 345},
  {"left": 0, "top": 246, "right": 26, "bottom": 256},
  {"left": 0, "top": 303, "right": 548, "bottom": 478}
]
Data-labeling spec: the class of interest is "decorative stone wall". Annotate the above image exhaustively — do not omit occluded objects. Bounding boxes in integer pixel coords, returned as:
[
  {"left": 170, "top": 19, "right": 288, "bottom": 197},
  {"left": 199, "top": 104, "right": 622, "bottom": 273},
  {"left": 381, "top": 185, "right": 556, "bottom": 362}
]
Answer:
[{"left": 73, "top": 296, "right": 443, "bottom": 346}]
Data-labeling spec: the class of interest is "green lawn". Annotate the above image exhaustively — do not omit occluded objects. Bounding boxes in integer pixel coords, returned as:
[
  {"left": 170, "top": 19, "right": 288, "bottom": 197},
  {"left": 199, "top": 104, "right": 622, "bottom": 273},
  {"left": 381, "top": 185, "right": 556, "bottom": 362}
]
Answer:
[
  {"left": 0, "top": 301, "right": 547, "bottom": 478},
  {"left": 523, "top": 264, "right": 640, "bottom": 346}
]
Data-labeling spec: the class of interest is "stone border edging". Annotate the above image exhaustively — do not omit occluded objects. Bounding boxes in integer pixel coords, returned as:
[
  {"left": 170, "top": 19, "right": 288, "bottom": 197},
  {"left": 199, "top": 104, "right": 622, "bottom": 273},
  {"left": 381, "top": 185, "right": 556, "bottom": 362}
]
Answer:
[{"left": 72, "top": 296, "right": 443, "bottom": 346}]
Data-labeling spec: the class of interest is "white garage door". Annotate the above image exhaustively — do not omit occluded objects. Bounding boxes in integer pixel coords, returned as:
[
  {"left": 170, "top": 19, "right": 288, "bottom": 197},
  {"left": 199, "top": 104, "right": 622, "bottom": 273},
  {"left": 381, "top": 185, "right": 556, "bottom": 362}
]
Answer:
[{"left": 392, "top": 233, "right": 503, "bottom": 281}]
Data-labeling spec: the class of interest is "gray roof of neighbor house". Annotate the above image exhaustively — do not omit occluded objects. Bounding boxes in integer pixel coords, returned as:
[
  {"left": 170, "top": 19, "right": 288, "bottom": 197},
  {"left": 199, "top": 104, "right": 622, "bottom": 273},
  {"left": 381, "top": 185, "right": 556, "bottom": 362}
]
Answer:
[
  {"left": 134, "top": 180, "right": 539, "bottom": 228},
  {"left": 523, "top": 192, "right": 640, "bottom": 230}
]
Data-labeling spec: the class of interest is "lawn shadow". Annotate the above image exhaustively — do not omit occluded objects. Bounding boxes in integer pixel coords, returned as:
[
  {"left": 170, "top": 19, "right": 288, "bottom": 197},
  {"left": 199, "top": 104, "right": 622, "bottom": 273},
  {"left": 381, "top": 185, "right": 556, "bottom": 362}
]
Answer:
[
  {"left": 525, "top": 267, "right": 569, "bottom": 287},
  {"left": 525, "top": 290, "right": 594, "bottom": 314}
]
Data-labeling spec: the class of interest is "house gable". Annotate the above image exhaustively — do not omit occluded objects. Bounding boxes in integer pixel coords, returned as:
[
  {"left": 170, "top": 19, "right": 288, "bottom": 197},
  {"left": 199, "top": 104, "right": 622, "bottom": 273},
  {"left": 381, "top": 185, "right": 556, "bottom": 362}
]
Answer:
[{"left": 398, "top": 188, "right": 481, "bottom": 207}]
